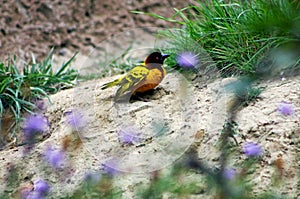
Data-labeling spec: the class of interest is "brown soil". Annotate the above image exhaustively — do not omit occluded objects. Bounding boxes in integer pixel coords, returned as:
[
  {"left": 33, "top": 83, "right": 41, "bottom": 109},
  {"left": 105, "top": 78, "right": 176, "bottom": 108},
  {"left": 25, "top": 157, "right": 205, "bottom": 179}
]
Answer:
[{"left": 0, "top": 0, "right": 189, "bottom": 61}]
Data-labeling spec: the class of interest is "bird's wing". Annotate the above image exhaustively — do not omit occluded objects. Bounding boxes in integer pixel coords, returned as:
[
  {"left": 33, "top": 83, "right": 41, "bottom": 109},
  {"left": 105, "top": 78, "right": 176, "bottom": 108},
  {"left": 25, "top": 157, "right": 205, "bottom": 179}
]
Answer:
[{"left": 115, "top": 65, "right": 149, "bottom": 99}]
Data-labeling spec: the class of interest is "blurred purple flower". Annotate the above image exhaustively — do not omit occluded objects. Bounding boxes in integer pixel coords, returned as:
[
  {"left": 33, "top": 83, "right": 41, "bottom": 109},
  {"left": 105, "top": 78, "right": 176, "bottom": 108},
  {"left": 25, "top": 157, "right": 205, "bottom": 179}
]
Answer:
[
  {"left": 44, "top": 146, "right": 65, "bottom": 169},
  {"left": 102, "top": 159, "right": 119, "bottom": 176},
  {"left": 33, "top": 179, "right": 50, "bottom": 196},
  {"left": 118, "top": 126, "right": 141, "bottom": 145},
  {"left": 20, "top": 185, "right": 33, "bottom": 199},
  {"left": 84, "top": 172, "right": 101, "bottom": 183},
  {"left": 65, "top": 110, "right": 86, "bottom": 131},
  {"left": 176, "top": 52, "right": 199, "bottom": 69},
  {"left": 23, "top": 115, "right": 48, "bottom": 139},
  {"left": 223, "top": 168, "right": 236, "bottom": 180},
  {"left": 243, "top": 142, "right": 263, "bottom": 157},
  {"left": 26, "top": 191, "right": 44, "bottom": 199},
  {"left": 277, "top": 101, "right": 295, "bottom": 116}
]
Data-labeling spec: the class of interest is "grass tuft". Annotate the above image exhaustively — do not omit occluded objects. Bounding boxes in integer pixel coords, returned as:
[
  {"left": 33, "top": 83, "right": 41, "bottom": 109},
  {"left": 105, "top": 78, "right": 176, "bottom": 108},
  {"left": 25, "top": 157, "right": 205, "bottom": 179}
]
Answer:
[
  {"left": 135, "top": 0, "right": 300, "bottom": 77},
  {"left": 0, "top": 49, "right": 77, "bottom": 147}
]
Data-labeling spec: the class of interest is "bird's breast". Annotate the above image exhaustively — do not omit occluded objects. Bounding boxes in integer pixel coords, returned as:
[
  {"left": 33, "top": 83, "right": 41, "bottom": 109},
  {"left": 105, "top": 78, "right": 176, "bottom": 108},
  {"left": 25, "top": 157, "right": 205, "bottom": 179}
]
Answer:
[{"left": 135, "top": 68, "right": 165, "bottom": 93}]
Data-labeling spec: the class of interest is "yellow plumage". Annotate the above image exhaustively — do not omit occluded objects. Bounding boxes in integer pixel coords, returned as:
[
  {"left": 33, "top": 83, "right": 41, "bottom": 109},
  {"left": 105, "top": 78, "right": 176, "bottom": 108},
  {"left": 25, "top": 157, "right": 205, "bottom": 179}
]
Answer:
[{"left": 101, "top": 52, "right": 169, "bottom": 101}]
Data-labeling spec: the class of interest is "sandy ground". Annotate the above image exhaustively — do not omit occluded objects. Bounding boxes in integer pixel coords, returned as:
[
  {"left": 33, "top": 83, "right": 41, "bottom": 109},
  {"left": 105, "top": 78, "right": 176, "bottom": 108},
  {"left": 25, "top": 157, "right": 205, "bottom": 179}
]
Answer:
[{"left": 0, "top": 72, "right": 299, "bottom": 198}]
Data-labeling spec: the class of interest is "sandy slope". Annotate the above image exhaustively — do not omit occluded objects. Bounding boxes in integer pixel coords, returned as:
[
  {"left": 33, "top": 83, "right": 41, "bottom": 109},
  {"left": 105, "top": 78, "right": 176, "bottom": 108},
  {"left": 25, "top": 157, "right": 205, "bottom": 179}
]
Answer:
[{"left": 0, "top": 73, "right": 299, "bottom": 198}]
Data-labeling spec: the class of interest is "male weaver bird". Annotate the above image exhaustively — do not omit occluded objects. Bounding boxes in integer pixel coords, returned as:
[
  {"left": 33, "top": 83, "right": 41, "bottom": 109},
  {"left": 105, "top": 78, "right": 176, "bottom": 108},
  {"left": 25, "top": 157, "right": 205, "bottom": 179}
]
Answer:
[{"left": 101, "top": 52, "right": 170, "bottom": 101}]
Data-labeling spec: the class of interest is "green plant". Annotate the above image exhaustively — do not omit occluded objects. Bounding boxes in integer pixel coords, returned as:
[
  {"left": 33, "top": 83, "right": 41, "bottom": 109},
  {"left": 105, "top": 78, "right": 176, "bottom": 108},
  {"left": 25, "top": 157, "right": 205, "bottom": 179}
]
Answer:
[
  {"left": 137, "top": 167, "right": 201, "bottom": 198},
  {"left": 0, "top": 49, "right": 77, "bottom": 147},
  {"left": 133, "top": 0, "right": 300, "bottom": 76}
]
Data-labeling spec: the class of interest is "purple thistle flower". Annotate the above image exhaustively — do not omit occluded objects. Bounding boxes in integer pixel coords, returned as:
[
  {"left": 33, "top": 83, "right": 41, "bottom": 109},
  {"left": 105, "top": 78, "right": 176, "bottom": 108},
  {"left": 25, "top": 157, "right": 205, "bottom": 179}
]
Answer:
[
  {"left": 277, "top": 101, "right": 295, "bottom": 116},
  {"left": 223, "top": 168, "right": 236, "bottom": 180},
  {"left": 65, "top": 110, "right": 86, "bottom": 131},
  {"left": 243, "top": 142, "right": 263, "bottom": 157},
  {"left": 33, "top": 179, "right": 50, "bottom": 196},
  {"left": 102, "top": 159, "right": 119, "bottom": 176},
  {"left": 118, "top": 126, "right": 141, "bottom": 145},
  {"left": 176, "top": 52, "right": 199, "bottom": 69},
  {"left": 23, "top": 115, "right": 48, "bottom": 139},
  {"left": 44, "top": 146, "right": 65, "bottom": 169}
]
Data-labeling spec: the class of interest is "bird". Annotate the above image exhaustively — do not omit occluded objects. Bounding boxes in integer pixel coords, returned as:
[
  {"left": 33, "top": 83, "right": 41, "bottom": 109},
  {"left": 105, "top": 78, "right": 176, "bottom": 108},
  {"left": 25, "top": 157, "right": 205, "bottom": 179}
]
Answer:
[{"left": 101, "top": 52, "right": 170, "bottom": 101}]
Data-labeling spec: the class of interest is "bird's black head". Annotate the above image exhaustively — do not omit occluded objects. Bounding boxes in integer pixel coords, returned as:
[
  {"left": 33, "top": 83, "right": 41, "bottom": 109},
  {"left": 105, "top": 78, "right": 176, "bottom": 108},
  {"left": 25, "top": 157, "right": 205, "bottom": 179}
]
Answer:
[{"left": 144, "top": 52, "right": 170, "bottom": 66}]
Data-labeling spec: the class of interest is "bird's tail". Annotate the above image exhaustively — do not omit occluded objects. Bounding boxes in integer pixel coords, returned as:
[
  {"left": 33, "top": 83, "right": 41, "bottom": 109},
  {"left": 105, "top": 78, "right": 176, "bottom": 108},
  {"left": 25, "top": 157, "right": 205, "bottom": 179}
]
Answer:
[{"left": 101, "top": 79, "right": 120, "bottom": 90}]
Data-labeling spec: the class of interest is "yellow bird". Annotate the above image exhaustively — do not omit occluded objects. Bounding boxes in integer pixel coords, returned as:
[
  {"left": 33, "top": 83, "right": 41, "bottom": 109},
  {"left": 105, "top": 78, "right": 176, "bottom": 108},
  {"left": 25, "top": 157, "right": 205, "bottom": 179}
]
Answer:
[{"left": 101, "top": 52, "right": 169, "bottom": 101}]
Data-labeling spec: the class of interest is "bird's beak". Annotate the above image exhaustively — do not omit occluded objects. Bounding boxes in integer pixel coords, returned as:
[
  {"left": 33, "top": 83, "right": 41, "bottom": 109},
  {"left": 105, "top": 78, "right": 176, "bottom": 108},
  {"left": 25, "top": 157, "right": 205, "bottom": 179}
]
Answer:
[{"left": 162, "top": 54, "right": 170, "bottom": 60}]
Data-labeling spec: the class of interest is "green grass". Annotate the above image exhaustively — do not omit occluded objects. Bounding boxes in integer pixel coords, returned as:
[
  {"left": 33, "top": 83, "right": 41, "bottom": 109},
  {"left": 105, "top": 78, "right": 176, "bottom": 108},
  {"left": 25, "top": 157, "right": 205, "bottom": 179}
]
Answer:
[
  {"left": 132, "top": 0, "right": 300, "bottom": 77},
  {"left": 0, "top": 49, "right": 78, "bottom": 145}
]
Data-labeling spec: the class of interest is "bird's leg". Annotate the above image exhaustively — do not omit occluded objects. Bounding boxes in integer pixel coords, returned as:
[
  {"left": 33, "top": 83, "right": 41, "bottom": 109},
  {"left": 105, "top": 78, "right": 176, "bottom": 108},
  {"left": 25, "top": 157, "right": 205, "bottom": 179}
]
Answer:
[{"left": 130, "top": 93, "right": 150, "bottom": 102}]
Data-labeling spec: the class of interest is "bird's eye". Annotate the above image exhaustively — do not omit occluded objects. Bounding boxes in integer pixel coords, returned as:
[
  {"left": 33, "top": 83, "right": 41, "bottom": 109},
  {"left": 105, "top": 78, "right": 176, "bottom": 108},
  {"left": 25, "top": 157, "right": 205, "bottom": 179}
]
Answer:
[{"left": 156, "top": 57, "right": 159, "bottom": 60}]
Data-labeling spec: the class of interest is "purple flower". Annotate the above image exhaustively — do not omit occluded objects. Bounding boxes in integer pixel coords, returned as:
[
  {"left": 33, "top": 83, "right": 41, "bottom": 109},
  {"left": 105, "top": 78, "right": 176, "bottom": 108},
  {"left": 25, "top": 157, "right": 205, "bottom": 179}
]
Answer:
[
  {"left": 20, "top": 184, "right": 33, "bottom": 199},
  {"left": 33, "top": 179, "right": 50, "bottom": 195},
  {"left": 223, "top": 168, "right": 236, "bottom": 180},
  {"left": 26, "top": 191, "right": 44, "bottom": 199},
  {"left": 176, "top": 52, "right": 199, "bottom": 69},
  {"left": 84, "top": 172, "right": 101, "bottom": 183},
  {"left": 118, "top": 126, "right": 141, "bottom": 145},
  {"left": 243, "top": 142, "right": 263, "bottom": 157},
  {"left": 23, "top": 115, "right": 48, "bottom": 138},
  {"left": 44, "top": 146, "right": 65, "bottom": 169},
  {"left": 102, "top": 159, "right": 119, "bottom": 176},
  {"left": 277, "top": 101, "right": 295, "bottom": 116},
  {"left": 65, "top": 110, "right": 86, "bottom": 131}
]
